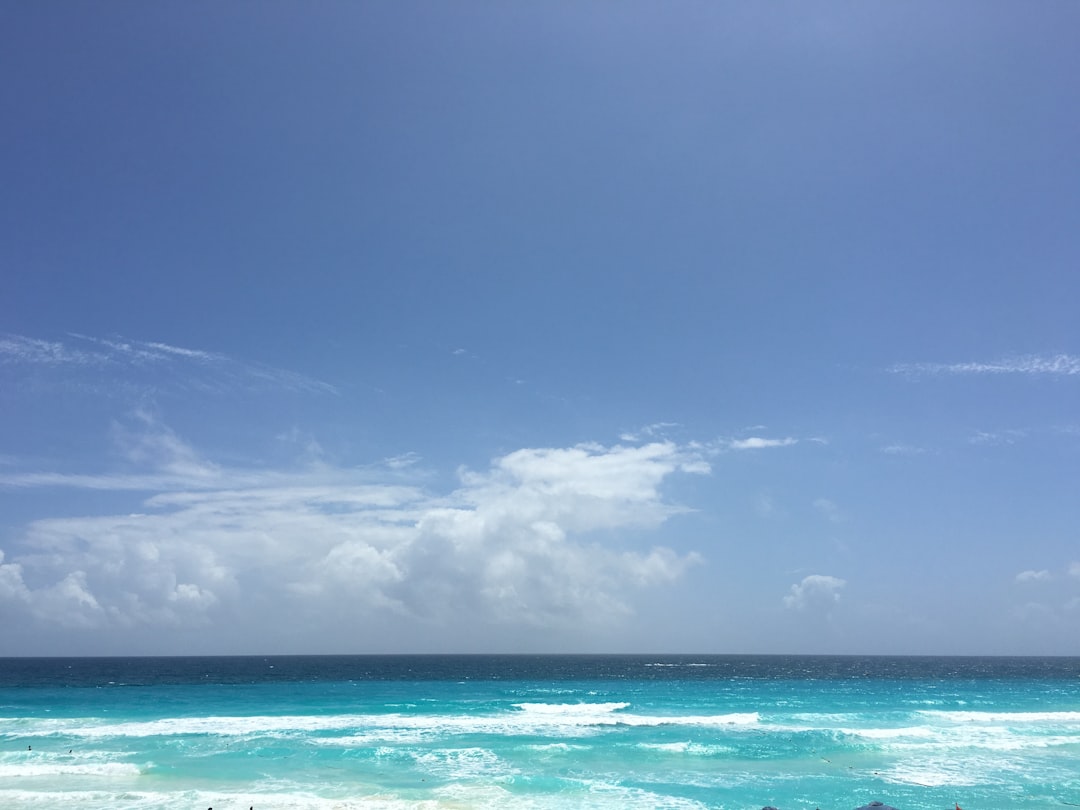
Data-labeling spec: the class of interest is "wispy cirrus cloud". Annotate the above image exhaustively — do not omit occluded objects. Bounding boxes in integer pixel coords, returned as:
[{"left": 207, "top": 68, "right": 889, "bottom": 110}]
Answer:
[
  {"left": 68, "top": 333, "right": 220, "bottom": 365},
  {"left": 890, "top": 354, "right": 1080, "bottom": 378},
  {"left": 0, "top": 335, "right": 100, "bottom": 366},
  {"left": 0, "top": 333, "right": 337, "bottom": 395},
  {"left": 1, "top": 412, "right": 278, "bottom": 492}
]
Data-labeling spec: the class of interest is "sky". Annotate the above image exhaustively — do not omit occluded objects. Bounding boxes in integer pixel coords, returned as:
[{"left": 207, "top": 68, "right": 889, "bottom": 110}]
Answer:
[{"left": 2, "top": 2, "right": 1079, "bottom": 656}]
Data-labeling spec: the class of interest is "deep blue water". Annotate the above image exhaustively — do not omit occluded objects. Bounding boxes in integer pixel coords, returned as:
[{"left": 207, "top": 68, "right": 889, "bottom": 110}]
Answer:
[{"left": 1, "top": 655, "right": 1078, "bottom": 809}]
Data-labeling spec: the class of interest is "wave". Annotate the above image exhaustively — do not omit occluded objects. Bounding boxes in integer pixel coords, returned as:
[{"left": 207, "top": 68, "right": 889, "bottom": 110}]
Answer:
[
  {"left": 644, "top": 662, "right": 714, "bottom": 668},
  {"left": 0, "top": 782, "right": 713, "bottom": 810},
  {"left": 3, "top": 703, "right": 760, "bottom": 741},
  {"left": 512, "top": 703, "right": 759, "bottom": 729},
  {"left": 0, "top": 761, "right": 144, "bottom": 778},
  {"left": 637, "top": 741, "right": 734, "bottom": 756},
  {"left": 918, "top": 710, "right": 1080, "bottom": 724},
  {"left": 0, "top": 788, "right": 457, "bottom": 810},
  {"left": 512, "top": 701, "right": 631, "bottom": 714},
  {"left": 877, "top": 761, "right": 985, "bottom": 788},
  {"left": 521, "top": 742, "right": 592, "bottom": 752}
]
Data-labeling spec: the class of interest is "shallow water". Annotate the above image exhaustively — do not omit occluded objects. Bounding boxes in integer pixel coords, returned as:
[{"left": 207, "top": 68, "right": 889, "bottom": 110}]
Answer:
[{"left": 1, "top": 655, "right": 1078, "bottom": 809}]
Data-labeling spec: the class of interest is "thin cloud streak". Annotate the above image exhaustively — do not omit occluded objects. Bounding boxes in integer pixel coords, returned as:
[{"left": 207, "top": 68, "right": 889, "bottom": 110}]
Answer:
[
  {"left": 891, "top": 354, "right": 1080, "bottom": 377},
  {"left": 1, "top": 332, "right": 337, "bottom": 395}
]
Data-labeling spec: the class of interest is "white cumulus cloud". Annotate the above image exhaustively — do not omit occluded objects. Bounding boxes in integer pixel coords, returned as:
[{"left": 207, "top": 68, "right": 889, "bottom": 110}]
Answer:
[
  {"left": 783, "top": 574, "right": 846, "bottom": 611},
  {"left": 0, "top": 438, "right": 708, "bottom": 642}
]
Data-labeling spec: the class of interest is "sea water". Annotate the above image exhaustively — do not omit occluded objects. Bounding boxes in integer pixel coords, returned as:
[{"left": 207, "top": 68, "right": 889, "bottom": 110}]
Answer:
[{"left": 1, "top": 655, "right": 1078, "bottom": 810}]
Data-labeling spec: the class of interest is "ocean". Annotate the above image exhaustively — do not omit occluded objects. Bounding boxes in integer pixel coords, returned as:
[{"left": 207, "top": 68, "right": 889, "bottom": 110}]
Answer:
[{"left": 1, "top": 655, "right": 1078, "bottom": 810}]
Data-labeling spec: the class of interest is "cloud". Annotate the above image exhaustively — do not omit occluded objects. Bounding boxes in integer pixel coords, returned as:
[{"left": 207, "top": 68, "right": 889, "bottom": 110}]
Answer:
[
  {"left": 0, "top": 437, "right": 708, "bottom": 640},
  {"left": 727, "top": 437, "right": 797, "bottom": 450},
  {"left": 969, "top": 429, "right": 1027, "bottom": 446},
  {"left": 881, "top": 444, "right": 926, "bottom": 456},
  {"left": 0, "top": 550, "right": 30, "bottom": 602},
  {"left": 0, "top": 412, "right": 228, "bottom": 491},
  {"left": 619, "top": 422, "right": 680, "bottom": 442},
  {"left": 0, "top": 551, "right": 108, "bottom": 629},
  {"left": 813, "top": 498, "right": 844, "bottom": 523},
  {"left": 113, "top": 411, "right": 223, "bottom": 480},
  {"left": 755, "top": 492, "right": 779, "bottom": 519},
  {"left": 0, "top": 471, "right": 226, "bottom": 491},
  {"left": 783, "top": 574, "right": 846, "bottom": 610},
  {"left": 69, "top": 334, "right": 219, "bottom": 366},
  {"left": 890, "top": 354, "right": 1080, "bottom": 378},
  {"left": 1069, "top": 562, "right": 1080, "bottom": 579},
  {"left": 0, "top": 335, "right": 100, "bottom": 366},
  {"left": 0, "top": 332, "right": 337, "bottom": 395},
  {"left": 383, "top": 452, "right": 421, "bottom": 470},
  {"left": 275, "top": 427, "right": 327, "bottom": 463},
  {"left": 1016, "top": 569, "right": 1051, "bottom": 583}
]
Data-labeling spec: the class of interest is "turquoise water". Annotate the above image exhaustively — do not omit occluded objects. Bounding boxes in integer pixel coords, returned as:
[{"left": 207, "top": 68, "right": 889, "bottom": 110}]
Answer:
[{"left": 1, "top": 656, "right": 1079, "bottom": 809}]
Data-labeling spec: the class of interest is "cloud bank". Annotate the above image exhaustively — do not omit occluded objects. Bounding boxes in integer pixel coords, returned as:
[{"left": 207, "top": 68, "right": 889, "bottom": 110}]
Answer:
[{"left": 0, "top": 435, "right": 707, "bottom": 648}]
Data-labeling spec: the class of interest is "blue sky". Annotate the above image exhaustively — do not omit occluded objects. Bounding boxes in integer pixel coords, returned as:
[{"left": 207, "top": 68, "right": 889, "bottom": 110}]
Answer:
[{"left": 2, "top": 2, "right": 1079, "bottom": 655}]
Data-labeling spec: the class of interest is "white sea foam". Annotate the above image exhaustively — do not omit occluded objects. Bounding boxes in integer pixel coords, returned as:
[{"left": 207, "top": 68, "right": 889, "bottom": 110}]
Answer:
[
  {"left": 310, "top": 731, "right": 429, "bottom": 747},
  {"left": 513, "top": 702, "right": 759, "bottom": 729},
  {"left": 918, "top": 710, "right": 1080, "bottom": 724},
  {"left": 839, "top": 725, "right": 938, "bottom": 740},
  {"left": 10, "top": 703, "right": 758, "bottom": 742},
  {"left": 0, "top": 782, "right": 711, "bottom": 810},
  {"left": 432, "top": 780, "right": 712, "bottom": 810},
  {"left": 878, "top": 760, "right": 983, "bottom": 788},
  {"left": 788, "top": 711, "right": 866, "bottom": 723},
  {"left": 644, "top": 662, "right": 713, "bottom": 668},
  {"left": 835, "top": 720, "right": 1080, "bottom": 758},
  {"left": 523, "top": 742, "right": 592, "bottom": 752},
  {"left": 638, "top": 741, "right": 734, "bottom": 756},
  {"left": 411, "top": 746, "right": 517, "bottom": 780},
  {"left": 513, "top": 701, "right": 631, "bottom": 715},
  {"left": 0, "top": 761, "right": 143, "bottom": 778},
  {"left": 0, "top": 788, "right": 454, "bottom": 810}
]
